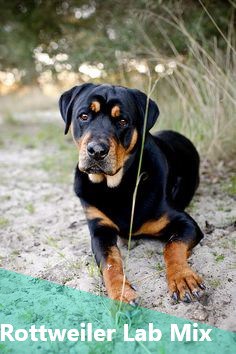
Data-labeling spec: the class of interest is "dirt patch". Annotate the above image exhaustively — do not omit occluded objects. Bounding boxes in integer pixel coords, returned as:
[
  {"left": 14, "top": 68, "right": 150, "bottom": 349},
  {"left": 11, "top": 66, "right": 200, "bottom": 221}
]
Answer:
[{"left": 0, "top": 110, "right": 235, "bottom": 331}]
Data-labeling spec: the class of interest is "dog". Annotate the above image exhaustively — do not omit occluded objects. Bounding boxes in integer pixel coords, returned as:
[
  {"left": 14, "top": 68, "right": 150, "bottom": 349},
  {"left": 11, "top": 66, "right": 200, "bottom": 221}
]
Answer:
[{"left": 59, "top": 83, "right": 205, "bottom": 305}]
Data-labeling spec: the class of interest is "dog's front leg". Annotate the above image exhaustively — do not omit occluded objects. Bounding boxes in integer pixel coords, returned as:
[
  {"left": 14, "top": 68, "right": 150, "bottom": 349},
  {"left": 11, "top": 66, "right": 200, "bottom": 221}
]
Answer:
[
  {"left": 164, "top": 212, "right": 205, "bottom": 303},
  {"left": 92, "top": 237, "right": 138, "bottom": 304},
  {"left": 84, "top": 205, "right": 138, "bottom": 304}
]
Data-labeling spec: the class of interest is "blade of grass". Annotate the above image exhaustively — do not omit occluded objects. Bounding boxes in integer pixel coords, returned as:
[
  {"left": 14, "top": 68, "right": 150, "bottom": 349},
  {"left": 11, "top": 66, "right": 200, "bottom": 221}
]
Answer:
[{"left": 117, "top": 71, "right": 161, "bottom": 310}]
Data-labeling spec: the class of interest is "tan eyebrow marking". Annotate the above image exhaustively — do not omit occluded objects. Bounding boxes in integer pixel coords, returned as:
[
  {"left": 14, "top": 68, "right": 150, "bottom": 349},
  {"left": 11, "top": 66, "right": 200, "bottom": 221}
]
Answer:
[
  {"left": 111, "top": 105, "right": 120, "bottom": 118},
  {"left": 90, "top": 101, "right": 100, "bottom": 113}
]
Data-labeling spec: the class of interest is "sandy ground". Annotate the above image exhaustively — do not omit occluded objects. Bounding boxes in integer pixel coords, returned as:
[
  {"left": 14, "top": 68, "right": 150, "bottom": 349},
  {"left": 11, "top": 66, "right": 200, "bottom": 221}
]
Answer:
[{"left": 0, "top": 108, "right": 235, "bottom": 331}]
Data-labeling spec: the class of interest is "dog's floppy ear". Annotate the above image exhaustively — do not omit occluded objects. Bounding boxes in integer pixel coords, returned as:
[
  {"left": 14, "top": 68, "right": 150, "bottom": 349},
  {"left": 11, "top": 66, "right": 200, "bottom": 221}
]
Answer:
[
  {"left": 129, "top": 89, "right": 159, "bottom": 132},
  {"left": 59, "top": 83, "right": 93, "bottom": 134}
]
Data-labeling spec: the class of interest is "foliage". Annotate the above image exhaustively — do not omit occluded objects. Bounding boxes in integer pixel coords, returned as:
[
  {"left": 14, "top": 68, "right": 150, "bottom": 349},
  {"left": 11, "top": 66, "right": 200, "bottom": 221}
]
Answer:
[
  {"left": 0, "top": 0, "right": 233, "bottom": 82},
  {"left": 0, "top": 0, "right": 235, "bottom": 162}
]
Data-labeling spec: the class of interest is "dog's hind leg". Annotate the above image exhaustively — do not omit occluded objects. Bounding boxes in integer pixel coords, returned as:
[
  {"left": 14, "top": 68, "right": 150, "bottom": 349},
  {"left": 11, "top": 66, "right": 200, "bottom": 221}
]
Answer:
[{"left": 154, "top": 130, "right": 200, "bottom": 210}]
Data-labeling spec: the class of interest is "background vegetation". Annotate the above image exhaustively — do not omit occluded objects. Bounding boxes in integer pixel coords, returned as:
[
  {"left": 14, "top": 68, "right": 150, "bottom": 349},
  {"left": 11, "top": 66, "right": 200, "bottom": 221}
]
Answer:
[{"left": 0, "top": 0, "right": 235, "bottom": 162}]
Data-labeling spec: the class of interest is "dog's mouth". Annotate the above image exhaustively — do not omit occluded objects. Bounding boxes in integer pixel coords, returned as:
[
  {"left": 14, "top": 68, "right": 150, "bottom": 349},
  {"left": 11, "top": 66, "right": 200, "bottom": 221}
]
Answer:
[
  {"left": 81, "top": 163, "right": 121, "bottom": 176},
  {"left": 85, "top": 165, "right": 106, "bottom": 174}
]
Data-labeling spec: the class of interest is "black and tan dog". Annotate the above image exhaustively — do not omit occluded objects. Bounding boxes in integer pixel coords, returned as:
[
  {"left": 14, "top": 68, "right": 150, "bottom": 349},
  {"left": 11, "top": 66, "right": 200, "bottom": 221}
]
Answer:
[{"left": 59, "top": 83, "right": 205, "bottom": 305}]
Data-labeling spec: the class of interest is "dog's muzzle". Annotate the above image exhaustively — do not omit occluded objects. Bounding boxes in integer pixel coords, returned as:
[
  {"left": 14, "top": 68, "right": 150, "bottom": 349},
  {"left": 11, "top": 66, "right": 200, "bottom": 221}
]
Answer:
[{"left": 79, "top": 139, "right": 116, "bottom": 175}]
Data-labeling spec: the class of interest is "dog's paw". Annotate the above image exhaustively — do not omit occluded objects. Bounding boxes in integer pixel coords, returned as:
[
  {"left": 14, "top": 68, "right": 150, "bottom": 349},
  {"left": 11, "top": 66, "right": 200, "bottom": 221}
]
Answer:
[
  {"left": 167, "top": 265, "right": 205, "bottom": 303},
  {"left": 108, "top": 278, "right": 139, "bottom": 305}
]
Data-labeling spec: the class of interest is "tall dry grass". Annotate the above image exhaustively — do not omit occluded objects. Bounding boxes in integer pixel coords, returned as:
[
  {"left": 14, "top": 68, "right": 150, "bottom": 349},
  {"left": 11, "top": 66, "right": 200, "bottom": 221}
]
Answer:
[{"left": 137, "top": 6, "right": 236, "bottom": 163}]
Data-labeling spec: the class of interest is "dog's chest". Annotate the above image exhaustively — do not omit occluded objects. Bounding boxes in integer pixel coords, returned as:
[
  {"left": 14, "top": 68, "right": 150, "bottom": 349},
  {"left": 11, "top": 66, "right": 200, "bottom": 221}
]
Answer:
[{"left": 100, "top": 182, "right": 157, "bottom": 237}]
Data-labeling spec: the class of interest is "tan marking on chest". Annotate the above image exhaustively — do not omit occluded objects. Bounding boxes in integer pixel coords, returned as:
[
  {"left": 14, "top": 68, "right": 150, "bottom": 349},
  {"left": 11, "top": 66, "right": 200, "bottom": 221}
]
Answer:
[
  {"left": 106, "top": 168, "right": 124, "bottom": 188},
  {"left": 86, "top": 206, "right": 119, "bottom": 231},
  {"left": 88, "top": 174, "right": 105, "bottom": 183},
  {"left": 133, "top": 215, "right": 169, "bottom": 236}
]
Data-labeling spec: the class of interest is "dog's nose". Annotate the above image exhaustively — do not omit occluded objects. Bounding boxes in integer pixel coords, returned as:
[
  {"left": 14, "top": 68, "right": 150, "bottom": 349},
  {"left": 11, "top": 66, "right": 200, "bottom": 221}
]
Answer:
[{"left": 87, "top": 141, "right": 109, "bottom": 160}]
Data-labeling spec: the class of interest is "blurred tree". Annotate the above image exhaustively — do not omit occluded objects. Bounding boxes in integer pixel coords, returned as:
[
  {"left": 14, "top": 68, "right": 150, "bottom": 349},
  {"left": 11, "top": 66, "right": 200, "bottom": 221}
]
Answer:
[{"left": 0, "top": 0, "right": 233, "bottom": 84}]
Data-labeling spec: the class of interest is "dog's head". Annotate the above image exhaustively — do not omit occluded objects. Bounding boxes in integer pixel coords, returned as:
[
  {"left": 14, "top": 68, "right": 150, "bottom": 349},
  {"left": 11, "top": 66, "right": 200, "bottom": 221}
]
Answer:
[{"left": 59, "top": 83, "right": 159, "bottom": 187}]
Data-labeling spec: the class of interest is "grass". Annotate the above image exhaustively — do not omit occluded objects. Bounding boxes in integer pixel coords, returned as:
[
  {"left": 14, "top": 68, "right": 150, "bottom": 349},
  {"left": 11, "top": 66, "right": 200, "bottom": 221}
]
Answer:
[
  {"left": 187, "top": 200, "right": 197, "bottom": 213},
  {"left": 134, "top": 8, "right": 236, "bottom": 163},
  {"left": 0, "top": 217, "right": 9, "bottom": 228},
  {"left": 0, "top": 137, "right": 4, "bottom": 147},
  {"left": 40, "top": 151, "right": 76, "bottom": 184},
  {"left": 0, "top": 195, "right": 11, "bottom": 202},
  {"left": 1, "top": 112, "right": 72, "bottom": 151},
  {"left": 0, "top": 114, "right": 77, "bottom": 184},
  {"left": 69, "top": 261, "right": 82, "bottom": 270},
  {"left": 87, "top": 258, "right": 100, "bottom": 278},
  {"left": 221, "top": 238, "right": 236, "bottom": 250},
  {"left": 46, "top": 236, "right": 58, "bottom": 248},
  {"left": 225, "top": 176, "right": 236, "bottom": 196},
  {"left": 213, "top": 253, "right": 225, "bottom": 262},
  {"left": 156, "top": 262, "right": 164, "bottom": 272},
  {"left": 25, "top": 203, "right": 35, "bottom": 214},
  {"left": 10, "top": 250, "right": 21, "bottom": 258},
  {"left": 209, "top": 279, "right": 221, "bottom": 289},
  {"left": 3, "top": 111, "right": 20, "bottom": 125},
  {"left": 43, "top": 193, "right": 55, "bottom": 202}
]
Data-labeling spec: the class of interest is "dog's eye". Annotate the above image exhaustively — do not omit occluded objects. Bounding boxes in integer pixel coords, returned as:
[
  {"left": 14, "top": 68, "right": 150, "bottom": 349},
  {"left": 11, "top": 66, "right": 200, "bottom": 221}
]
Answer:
[
  {"left": 118, "top": 119, "right": 128, "bottom": 127},
  {"left": 79, "top": 114, "right": 89, "bottom": 121}
]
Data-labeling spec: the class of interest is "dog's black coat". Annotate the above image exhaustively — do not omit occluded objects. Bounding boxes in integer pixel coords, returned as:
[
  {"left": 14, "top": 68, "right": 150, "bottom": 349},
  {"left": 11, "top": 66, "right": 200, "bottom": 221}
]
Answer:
[{"left": 59, "top": 83, "right": 204, "bottom": 302}]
